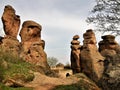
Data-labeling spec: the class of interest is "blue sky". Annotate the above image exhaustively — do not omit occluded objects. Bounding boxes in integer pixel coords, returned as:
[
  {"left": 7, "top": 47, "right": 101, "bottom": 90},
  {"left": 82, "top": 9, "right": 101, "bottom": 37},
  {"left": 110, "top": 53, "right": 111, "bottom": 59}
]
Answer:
[{"left": 0, "top": 0, "right": 95, "bottom": 64}]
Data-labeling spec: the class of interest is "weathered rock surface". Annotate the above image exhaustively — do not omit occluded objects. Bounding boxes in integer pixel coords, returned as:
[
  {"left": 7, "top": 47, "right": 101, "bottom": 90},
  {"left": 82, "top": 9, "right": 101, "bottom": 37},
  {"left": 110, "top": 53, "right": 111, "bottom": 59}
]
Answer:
[
  {"left": 80, "top": 29, "right": 104, "bottom": 82},
  {"left": 0, "top": 5, "right": 49, "bottom": 69},
  {"left": 20, "top": 20, "right": 49, "bottom": 68},
  {"left": 1, "top": 5, "right": 20, "bottom": 39},
  {"left": 0, "top": 37, "right": 20, "bottom": 55},
  {"left": 99, "top": 35, "right": 120, "bottom": 54},
  {"left": 98, "top": 54, "right": 120, "bottom": 90},
  {"left": 70, "top": 35, "right": 81, "bottom": 74},
  {"left": 98, "top": 35, "right": 120, "bottom": 90},
  {"left": 1, "top": 5, "right": 20, "bottom": 55}
]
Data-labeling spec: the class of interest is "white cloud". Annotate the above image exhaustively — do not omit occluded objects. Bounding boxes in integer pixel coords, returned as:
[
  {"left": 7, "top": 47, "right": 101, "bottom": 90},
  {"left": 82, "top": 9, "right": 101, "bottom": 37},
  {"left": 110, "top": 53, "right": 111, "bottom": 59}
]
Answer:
[{"left": 0, "top": 0, "right": 95, "bottom": 64}]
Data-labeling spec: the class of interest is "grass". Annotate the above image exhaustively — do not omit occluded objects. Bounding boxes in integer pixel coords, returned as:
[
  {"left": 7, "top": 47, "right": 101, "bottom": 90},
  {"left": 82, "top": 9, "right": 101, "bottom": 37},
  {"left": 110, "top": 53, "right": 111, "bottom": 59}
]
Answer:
[
  {"left": 0, "top": 83, "right": 33, "bottom": 90},
  {"left": 53, "top": 84, "right": 86, "bottom": 90},
  {"left": 53, "top": 73, "right": 99, "bottom": 90},
  {"left": 0, "top": 48, "right": 35, "bottom": 89}
]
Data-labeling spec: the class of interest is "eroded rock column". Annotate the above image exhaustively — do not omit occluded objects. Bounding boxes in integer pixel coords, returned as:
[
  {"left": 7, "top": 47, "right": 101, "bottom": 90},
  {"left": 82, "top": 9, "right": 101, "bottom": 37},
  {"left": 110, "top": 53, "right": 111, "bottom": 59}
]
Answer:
[
  {"left": 80, "top": 29, "right": 104, "bottom": 82},
  {"left": 20, "top": 20, "right": 49, "bottom": 68},
  {"left": 70, "top": 35, "right": 81, "bottom": 74},
  {"left": 2, "top": 5, "right": 20, "bottom": 39},
  {"left": 0, "top": 5, "right": 20, "bottom": 55},
  {"left": 98, "top": 35, "right": 120, "bottom": 90}
]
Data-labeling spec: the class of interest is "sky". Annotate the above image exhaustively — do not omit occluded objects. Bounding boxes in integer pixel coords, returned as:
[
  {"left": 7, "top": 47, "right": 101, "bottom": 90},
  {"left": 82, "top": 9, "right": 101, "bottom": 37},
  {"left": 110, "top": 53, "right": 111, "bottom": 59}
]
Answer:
[{"left": 0, "top": 0, "right": 96, "bottom": 64}]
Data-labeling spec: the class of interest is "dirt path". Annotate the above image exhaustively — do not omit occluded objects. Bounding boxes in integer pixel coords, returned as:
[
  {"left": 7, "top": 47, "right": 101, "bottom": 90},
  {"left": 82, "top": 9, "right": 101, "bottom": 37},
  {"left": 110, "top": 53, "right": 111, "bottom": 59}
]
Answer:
[{"left": 25, "top": 72, "right": 79, "bottom": 90}]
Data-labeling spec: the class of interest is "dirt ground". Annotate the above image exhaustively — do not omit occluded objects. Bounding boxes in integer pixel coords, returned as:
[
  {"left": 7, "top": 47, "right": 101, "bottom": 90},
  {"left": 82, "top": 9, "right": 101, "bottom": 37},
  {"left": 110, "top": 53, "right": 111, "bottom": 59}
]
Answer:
[{"left": 25, "top": 72, "right": 79, "bottom": 90}]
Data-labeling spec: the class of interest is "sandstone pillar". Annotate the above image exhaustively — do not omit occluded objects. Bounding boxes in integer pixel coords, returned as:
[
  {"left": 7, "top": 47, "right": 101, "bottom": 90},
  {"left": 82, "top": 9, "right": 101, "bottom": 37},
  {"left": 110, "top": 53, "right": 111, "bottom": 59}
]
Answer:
[
  {"left": 81, "top": 29, "right": 104, "bottom": 82},
  {"left": 70, "top": 35, "right": 81, "bottom": 74},
  {"left": 19, "top": 20, "right": 49, "bottom": 68}
]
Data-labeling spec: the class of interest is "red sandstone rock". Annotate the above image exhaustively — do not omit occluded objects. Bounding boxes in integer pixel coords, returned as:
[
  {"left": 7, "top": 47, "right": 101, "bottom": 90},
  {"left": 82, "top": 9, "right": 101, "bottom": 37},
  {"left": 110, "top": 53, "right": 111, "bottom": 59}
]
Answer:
[
  {"left": 81, "top": 29, "right": 104, "bottom": 82},
  {"left": 98, "top": 35, "right": 120, "bottom": 54},
  {"left": 20, "top": 20, "right": 49, "bottom": 68},
  {"left": 70, "top": 35, "right": 81, "bottom": 74},
  {"left": 1, "top": 5, "right": 20, "bottom": 39}
]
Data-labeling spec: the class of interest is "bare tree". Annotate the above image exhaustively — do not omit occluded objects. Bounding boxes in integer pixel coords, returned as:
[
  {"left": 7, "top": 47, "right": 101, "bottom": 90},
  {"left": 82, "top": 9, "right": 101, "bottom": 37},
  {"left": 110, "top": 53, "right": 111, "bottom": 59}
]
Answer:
[
  {"left": 47, "top": 57, "right": 58, "bottom": 67},
  {"left": 87, "top": 0, "right": 120, "bottom": 36}
]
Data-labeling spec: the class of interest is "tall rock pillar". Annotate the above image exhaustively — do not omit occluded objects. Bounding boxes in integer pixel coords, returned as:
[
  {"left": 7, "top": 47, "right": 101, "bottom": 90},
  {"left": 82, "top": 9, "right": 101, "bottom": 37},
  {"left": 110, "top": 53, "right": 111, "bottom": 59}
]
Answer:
[
  {"left": 0, "top": 5, "right": 20, "bottom": 55},
  {"left": 70, "top": 35, "right": 81, "bottom": 74},
  {"left": 19, "top": 20, "right": 49, "bottom": 69},
  {"left": 80, "top": 29, "right": 104, "bottom": 82}
]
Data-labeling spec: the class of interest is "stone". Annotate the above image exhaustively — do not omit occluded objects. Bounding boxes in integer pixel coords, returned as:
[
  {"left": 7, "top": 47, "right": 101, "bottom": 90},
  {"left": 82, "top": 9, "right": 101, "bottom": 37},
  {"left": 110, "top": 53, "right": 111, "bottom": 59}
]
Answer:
[
  {"left": 98, "top": 35, "right": 120, "bottom": 53},
  {"left": 19, "top": 20, "right": 49, "bottom": 68},
  {"left": 20, "top": 20, "right": 42, "bottom": 42},
  {"left": 80, "top": 29, "right": 104, "bottom": 82},
  {"left": 70, "top": 35, "right": 81, "bottom": 74},
  {"left": 1, "top": 5, "right": 20, "bottom": 39},
  {"left": 98, "top": 54, "right": 120, "bottom": 90},
  {"left": 0, "top": 37, "right": 20, "bottom": 55}
]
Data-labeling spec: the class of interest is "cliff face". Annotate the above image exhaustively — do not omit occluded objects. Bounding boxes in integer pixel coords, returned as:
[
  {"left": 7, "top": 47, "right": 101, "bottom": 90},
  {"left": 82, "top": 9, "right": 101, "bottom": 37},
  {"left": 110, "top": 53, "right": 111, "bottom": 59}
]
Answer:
[{"left": 0, "top": 5, "right": 49, "bottom": 69}]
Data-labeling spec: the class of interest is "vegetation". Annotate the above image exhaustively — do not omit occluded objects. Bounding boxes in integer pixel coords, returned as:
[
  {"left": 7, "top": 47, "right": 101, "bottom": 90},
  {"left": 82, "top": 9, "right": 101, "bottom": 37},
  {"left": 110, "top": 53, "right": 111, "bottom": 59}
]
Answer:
[
  {"left": 0, "top": 48, "right": 35, "bottom": 89},
  {"left": 53, "top": 84, "right": 85, "bottom": 90},
  {"left": 47, "top": 57, "right": 58, "bottom": 67},
  {"left": 53, "top": 73, "right": 99, "bottom": 90},
  {"left": 0, "top": 83, "right": 33, "bottom": 90},
  {"left": 87, "top": 0, "right": 120, "bottom": 36}
]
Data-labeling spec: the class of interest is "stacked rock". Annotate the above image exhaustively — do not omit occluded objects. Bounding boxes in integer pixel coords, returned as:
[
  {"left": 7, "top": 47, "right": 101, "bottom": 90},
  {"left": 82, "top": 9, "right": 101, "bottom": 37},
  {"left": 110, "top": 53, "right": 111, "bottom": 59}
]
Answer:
[
  {"left": 81, "top": 29, "right": 104, "bottom": 82},
  {"left": 70, "top": 35, "right": 81, "bottom": 74},
  {"left": 99, "top": 35, "right": 120, "bottom": 56}
]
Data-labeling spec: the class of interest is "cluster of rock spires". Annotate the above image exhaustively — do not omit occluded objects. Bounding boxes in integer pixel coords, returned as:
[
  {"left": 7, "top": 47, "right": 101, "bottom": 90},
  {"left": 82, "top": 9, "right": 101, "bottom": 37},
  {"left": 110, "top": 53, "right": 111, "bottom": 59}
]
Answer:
[
  {"left": 0, "top": 5, "right": 49, "bottom": 69},
  {"left": 0, "top": 5, "right": 120, "bottom": 90},
  {"left": 70, "top": 30, "right": 120, "bottom": 90}
]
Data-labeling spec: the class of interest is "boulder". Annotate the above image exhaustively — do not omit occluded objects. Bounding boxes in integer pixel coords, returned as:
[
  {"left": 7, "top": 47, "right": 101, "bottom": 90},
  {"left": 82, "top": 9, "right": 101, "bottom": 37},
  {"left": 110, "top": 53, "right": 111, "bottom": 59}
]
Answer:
[{"left": 81, "top": 29, "right": 104, "bottom": 82}]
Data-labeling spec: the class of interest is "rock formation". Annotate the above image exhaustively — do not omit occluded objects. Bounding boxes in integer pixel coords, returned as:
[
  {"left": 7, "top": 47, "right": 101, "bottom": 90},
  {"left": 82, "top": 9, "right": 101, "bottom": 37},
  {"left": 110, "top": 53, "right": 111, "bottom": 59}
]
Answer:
[
  {"left": 1, "top": 5, "right": 20, "bottom": 39},
  {"left": 19, "top": 20, "right": 49, "bottom": 68},
  {"left": 0, "top": 5, "right": 20, "bottom": 55},
  {"left": 70, "top": 35, "right": 81, "bottom": 74},
  {"left": 98, "top": 35, "right": 120, "bottom": 90},
  {"left": 80, "top": 29, "right": 104, "bottom": 82},
  {"left": 99, "top": 35, "right": 120, "bottom": 56},
  {"left": 98, "top": 54, "right": 120, "bottom": 90},
  {"left": 0, "top": 5, "right": 49, "bottom": 69}
]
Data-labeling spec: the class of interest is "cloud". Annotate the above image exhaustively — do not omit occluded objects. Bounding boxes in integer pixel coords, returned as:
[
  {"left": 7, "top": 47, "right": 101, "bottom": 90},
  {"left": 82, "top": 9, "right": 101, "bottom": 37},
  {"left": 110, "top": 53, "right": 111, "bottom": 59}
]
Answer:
[{"left": 0, "top": 0, "right": 95, "bottom": 64}]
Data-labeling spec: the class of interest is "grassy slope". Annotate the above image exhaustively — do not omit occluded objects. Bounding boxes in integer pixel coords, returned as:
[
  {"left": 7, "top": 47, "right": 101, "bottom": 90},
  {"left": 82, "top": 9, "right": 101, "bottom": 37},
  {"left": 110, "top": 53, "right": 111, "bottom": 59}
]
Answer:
[{"left": 0, "top": 49, "right": 34, "bottom": 90}]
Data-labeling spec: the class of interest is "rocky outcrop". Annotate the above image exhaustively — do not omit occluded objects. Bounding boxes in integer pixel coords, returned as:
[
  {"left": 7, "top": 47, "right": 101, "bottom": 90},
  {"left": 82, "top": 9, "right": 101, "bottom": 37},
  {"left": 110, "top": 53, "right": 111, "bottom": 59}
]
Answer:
[
  {"left": 98, "top": 35, "right": 120, "bottom": 90},
  {"left": 19, "top": 20, "right": 49, "bottom": 68},
  {"left": 1, "top": 5, "right": 20, "bottom": 39},
  {"left": 70, "top": 35, "right": 81, "bottom": 74},
  {"left": 99, "top": 35, "right": 120, "bottom": 56},
  {"left": 80, "top": 29, "right": 104, "bottom": 82},
  {"left": 0, "top": 5, "right": 49, "bottom": 69},
  {"left": 98, "top": 54, "right": 120, "bottom": 90},
  {"left": 1, "top": 5, "right": 20, "bottom": 55}
]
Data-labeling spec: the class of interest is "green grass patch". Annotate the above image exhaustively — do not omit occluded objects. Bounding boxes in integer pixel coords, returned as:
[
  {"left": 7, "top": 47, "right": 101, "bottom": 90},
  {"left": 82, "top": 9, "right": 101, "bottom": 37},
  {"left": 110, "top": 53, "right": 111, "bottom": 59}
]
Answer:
[
  {"left": 0, "top": 48, "right": 35, "bottom": 86},
  {"left": 53, "top": 84, "right": 86, "bottom": 90},
  {"left": 0, "top": 83, "right": 33, "bottom": 90}
]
